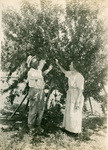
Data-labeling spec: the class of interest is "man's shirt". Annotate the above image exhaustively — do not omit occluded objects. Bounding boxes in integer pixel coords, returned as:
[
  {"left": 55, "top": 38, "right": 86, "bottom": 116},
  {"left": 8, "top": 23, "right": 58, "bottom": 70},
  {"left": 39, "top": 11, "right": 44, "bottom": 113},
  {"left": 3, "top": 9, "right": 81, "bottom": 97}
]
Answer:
[{"left": 27, "top": 68, "right": 45, "bottom": 89}]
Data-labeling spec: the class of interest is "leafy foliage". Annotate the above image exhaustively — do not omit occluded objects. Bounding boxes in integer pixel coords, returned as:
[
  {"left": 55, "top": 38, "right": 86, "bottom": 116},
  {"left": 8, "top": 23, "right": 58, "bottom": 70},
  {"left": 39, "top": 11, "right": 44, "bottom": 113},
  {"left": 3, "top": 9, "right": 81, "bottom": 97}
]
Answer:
[{"left": 1, "top": 1, "right": 107, "bottom": 105}]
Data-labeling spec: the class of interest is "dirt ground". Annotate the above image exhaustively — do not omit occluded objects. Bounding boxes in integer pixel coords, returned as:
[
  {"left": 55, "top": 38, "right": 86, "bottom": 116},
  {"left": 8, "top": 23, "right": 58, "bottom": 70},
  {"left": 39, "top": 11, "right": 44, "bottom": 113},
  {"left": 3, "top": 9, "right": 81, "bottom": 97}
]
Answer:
[
  {"left": 0, "top": 102, "right": 107, "bottom": 150},
  {"left": 0, "top": 124, "right": 107, "bottom": 150},
  {"left": 0, "top": 114, "right": 107, "bottom": 150}
]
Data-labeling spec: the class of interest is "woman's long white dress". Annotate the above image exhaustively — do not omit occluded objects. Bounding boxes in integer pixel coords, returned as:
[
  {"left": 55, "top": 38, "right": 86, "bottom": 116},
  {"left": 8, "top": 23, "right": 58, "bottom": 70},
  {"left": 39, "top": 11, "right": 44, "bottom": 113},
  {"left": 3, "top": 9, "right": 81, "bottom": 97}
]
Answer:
[{"left": 63, "top": 71, "right": 84, "bottom": 133}]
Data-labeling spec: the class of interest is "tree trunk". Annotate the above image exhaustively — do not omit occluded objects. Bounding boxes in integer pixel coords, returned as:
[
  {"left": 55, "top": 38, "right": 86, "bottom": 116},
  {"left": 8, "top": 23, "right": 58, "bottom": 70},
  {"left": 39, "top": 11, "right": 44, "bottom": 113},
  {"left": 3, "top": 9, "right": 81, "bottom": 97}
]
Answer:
[
  {"left": 89, "top": 97, "right": 93, "bottom": 114},
  {"left": 45, "top": 82, "right": 54, "bottom": 110}
]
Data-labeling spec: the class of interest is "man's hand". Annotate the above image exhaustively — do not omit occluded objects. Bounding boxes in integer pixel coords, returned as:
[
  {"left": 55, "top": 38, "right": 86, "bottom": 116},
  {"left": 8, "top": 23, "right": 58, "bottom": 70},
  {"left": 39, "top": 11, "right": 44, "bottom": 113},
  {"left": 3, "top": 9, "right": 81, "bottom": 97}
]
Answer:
[
  {"left": 55, "top": 59, "right": 59, "bottom": 65},
  {"left": 49, "top": 65, "right": 53, "bottom": 71},
  {"left": 41, "top": 59, "right": 46, "bottom": 65}
]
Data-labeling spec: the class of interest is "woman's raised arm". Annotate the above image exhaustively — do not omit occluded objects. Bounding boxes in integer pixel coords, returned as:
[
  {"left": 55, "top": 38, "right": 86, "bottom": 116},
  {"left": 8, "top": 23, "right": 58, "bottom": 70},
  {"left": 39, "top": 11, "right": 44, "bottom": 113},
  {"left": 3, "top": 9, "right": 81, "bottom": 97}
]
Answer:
[{"left": 55, "top": 59, "right": 66, "bottom": 74}]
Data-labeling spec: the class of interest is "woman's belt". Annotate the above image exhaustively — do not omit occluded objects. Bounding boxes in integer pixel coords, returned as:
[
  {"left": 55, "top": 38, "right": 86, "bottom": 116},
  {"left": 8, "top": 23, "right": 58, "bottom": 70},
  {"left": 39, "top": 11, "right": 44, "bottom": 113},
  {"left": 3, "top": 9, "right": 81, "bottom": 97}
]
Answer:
[{"left": 69, "top": 86, "right": 78, "bottom": 89}]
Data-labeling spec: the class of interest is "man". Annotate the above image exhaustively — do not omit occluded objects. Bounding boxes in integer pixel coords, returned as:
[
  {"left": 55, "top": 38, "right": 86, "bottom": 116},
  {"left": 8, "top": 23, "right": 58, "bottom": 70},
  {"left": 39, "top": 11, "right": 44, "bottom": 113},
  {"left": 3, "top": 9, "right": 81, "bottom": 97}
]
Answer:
[{"left": 27, "top": 55, "right": 52, "bottom": 134}]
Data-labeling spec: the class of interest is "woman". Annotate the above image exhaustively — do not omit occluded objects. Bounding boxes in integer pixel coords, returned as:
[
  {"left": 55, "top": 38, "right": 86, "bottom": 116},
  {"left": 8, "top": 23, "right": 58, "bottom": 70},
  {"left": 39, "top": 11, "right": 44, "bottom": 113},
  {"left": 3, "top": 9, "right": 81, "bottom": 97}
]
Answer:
[
  {"left": 56, "top": 59, "right": 84, "bottom": 134},
  {"left": 27, "top": 55, "right": 52, "bottom": 134}
]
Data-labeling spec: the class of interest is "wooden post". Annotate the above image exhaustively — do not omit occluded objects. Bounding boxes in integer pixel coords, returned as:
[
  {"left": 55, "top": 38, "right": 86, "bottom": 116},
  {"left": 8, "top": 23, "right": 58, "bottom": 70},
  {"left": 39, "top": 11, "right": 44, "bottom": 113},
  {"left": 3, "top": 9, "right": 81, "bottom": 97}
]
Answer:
[
  {"left": 25, "top": 98, "right": 29, "bottom": 111},
  {"left": 102, "top": 84, "right": 107, "bottom": 96},
  {"left": 8, "top": 93, "right": 28, "bottom": 120},
  {"left": 89, "top": 97, "right": 93, "bottom": 114},
  {"left": 101, "top": 83, "right": 107, "bottom": 114}
]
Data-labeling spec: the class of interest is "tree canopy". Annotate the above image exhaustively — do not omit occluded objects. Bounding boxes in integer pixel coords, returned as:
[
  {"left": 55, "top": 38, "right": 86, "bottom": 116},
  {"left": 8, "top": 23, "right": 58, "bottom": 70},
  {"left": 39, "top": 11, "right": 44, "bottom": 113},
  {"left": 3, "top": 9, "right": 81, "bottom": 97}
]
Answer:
[{"left": 1, "top": 1, "right": 107, "bottom": 105}]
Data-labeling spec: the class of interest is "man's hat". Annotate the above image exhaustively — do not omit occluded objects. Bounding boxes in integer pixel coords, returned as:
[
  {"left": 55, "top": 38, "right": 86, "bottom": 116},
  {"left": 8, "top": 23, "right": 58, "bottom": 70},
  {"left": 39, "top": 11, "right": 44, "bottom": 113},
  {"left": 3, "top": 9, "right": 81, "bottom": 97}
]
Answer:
[{"left": 27, "top": 55, "right": 37, "bottom": 68}]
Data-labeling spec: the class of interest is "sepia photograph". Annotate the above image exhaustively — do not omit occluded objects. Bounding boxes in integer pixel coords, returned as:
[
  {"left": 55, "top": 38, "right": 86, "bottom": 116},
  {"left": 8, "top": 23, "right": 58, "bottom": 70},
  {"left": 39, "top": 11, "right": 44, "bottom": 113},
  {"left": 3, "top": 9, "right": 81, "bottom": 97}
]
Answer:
[{"left": 0, "top": 0, "right": 107, "bottom": 150}]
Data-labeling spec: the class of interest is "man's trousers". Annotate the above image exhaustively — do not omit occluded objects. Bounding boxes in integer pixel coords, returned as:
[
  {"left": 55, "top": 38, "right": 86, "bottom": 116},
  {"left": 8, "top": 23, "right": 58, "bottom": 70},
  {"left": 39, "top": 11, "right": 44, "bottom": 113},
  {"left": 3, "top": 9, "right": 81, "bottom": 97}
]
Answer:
[{"left": 27, "top": 87, "right": 45, "bottom": 129}]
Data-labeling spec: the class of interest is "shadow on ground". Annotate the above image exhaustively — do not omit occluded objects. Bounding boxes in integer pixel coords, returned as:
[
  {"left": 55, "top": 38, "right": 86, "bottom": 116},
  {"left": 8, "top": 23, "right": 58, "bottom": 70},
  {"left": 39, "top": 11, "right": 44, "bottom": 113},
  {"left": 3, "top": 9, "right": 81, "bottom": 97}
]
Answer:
[{"left": 0, "top": 103, "right": 107, "bottom": 143}]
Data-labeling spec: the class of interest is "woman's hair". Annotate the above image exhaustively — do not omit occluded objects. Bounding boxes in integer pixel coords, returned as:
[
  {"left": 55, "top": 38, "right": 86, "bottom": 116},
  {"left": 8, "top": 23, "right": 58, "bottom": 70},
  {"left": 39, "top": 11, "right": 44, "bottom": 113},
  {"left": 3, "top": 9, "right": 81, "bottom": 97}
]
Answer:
[{"left": 30, "top": 58, "right": 39, "bottom": 69}]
